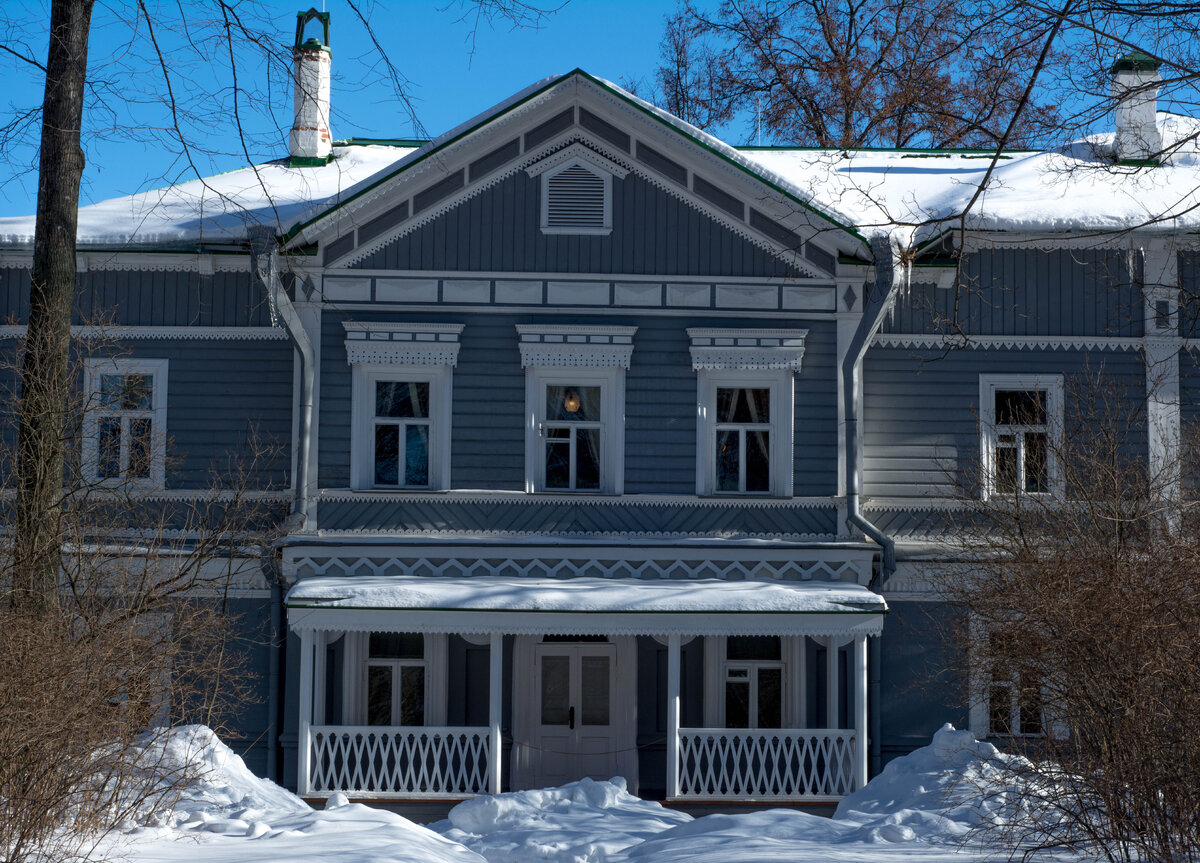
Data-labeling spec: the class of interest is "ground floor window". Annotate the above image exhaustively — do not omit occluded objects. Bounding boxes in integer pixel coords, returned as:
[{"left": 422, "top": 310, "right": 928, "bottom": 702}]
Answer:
[
  {"left": 366, "top": 632, "right": 426, "bottom": 726},
  {"left": 723, "top": 636, "right": 783, "bottom": 729}
]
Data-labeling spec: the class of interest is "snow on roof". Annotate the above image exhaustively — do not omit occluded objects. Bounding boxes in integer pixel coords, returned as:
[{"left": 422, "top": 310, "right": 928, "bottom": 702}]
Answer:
[
  {"left": 287, "top": 577, "right": 883, "bottom": 637},
  {"left": 2, "top": 69, "right": 1198, "bottom": 251},
  {"left": 0, "top": 143, "right": 418, "bottom": 248}
]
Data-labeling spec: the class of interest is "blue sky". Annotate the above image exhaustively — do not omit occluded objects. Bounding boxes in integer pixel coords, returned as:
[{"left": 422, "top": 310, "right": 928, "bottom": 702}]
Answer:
[{"left": 0, "top": 1, "right": 681, "bottom": 217}]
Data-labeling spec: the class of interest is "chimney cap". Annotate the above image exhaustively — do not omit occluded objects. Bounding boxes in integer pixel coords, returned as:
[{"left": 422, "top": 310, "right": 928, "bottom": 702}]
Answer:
[
  {"left": 295, "top": 8, "right": 331, "bottom": 52},
  {"left": 1110, "top": 51, "right": 1161, "bottom": 74}
]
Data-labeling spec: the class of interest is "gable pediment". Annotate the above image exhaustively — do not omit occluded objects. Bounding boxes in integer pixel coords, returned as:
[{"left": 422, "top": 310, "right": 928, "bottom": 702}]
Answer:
[{"left": 293, "top": 73, "right": 858, "bottom": 277}]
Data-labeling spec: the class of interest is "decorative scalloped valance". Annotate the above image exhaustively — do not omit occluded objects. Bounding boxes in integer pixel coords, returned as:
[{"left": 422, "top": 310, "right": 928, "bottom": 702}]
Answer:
[
  {"left": 687, "top": 328, "right": 808, "bottom": 371},
  {"left": 343, "top": 322, "right": 465, "bottom": 367},
  {"left": 517, "top": 324, "right": 637, "bottom": 369}
]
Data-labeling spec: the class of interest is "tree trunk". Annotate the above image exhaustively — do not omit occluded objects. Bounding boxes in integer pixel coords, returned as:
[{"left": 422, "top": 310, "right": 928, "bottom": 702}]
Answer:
[{"left": 12, "top": 0, "right": 95, "bottom": 612}]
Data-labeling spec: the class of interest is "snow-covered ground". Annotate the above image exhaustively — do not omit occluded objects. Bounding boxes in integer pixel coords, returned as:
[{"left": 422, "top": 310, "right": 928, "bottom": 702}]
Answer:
[{"left": 107, "top": 724, "right": 1078, "bottom": 863}]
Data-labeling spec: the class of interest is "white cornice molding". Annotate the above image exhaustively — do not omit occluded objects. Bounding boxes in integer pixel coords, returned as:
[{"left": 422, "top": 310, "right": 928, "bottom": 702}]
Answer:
[
  {"left": 342, "top": 321, "right": 465, "bottom": 367},
  {"left": 524, "top": 141, "right": 630, "bottom": 179},
  {"left": 0, "top": 325, "right": 286, "bottom": 341},
  {"left": 872, "top": 333, "right": 1144, "bottom": 351},
  {"left": 516, "top": 323, "right": 637, "bottom": 369},
  {"left": 687, "top": 327, "right": 808, "bottom": 371}
]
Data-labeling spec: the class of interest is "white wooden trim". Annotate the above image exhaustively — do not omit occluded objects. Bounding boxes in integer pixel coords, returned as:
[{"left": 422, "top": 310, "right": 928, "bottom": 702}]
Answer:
[
  {"left": 298, "top": 629, "right": 315, "bottom": 796},
  {"left": 350, "top": 364, "right": 453, "bottom": 491},
  {"left": 0, "top": 325, "right": 288, "bottom": 341},
  {"left": 426, "top": 633, "right": 449, "bottom": 727},
  {"left": 687, "top": 328, "right": 808, "bottom": 372},
  {"left": 342, "top": 322, "right": 464, "bottom": 367},
  {"left": 666, "top": 633, "right": 681, "bottom": 800},
  {"left": 874, "top": 333, "right": 1143, "bottom": 352},
  {"left": 341, "top": 631, "right": 367, "bottom": 724},
  {"left": 488, "top": 632, "right": 503, "bottom": 794},
  {"left": 82, "top": 357, "right": 169, "bottom": 490},
  {"left": 826, "top": 636, "right": 840, "bottom": 729},
  {"left": 313, "top": 631, "right": 328, "bottom": 725},
  {"left": 853, "top": 635, "right": 868, "bottom": 789}
]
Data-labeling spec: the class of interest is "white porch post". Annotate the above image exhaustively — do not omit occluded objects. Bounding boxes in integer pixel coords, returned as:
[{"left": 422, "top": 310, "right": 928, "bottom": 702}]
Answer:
[
  {"left": 489, "top": 632, "right": 503, "bottom": 795},
  {"left": 826, "top": 636, "right": 840, "bottom": 728},
  {"left": 853, "top": 635, "right": 869, "bottom": 789},
  {"left": 313, "top": 631, "right": 327, "bottom": 724},
  {"left": 297, "top": 629, "right": 315, "bottom": 797},
  {"left": 666, "top": 633, "right": 681, "bottom": 799}
]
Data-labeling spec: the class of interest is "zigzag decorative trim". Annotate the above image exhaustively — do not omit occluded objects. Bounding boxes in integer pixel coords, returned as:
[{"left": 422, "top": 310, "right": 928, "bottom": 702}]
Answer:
[
  {"left": 0, "top": 325, "right": 287, "bottom": 341},
  {"left": 524, "top": 142, "right": 630, "bottom": 179},
  {"left": 314, "top": 528, "right": 835, "bottom": 542},
  {"left": 872, "top": 334, "right": 1144, "bottom": 351},
  {"left": 316, "top": 489, "right": 839, "bottom": 509},
  {"left": 286, "top": 553, "right": 863, "bottom": 584}
]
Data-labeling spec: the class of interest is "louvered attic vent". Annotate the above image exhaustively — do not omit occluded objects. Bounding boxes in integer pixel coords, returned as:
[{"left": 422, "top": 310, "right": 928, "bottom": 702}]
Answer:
[{"left": 543, "top": 162, "right": 611, "bottom": 234}]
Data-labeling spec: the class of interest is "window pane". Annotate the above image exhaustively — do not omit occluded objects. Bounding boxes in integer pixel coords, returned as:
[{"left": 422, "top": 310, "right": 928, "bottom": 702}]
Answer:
[
  {"left": 1024, "top": 433, "right": 1048, "bottom": 493},
  {"left": 716, "top": 387, "right": 770, "bottom": 423},
  {"left": 546, "top": 385, "right": 600, "bottom": 422},
  {"left": 367, "top": 665, "right": 393, "bottom": 726},
  {"left": 376, "top": 381, "right": 429, "bottom": 418},
  {"left": 716, "top": 430, "right": 740, "bottom": 491},
  {"left": 541, "top": 656, "right": 570, "bottom": 725},
  {"left": 369, "top": 632, "right": 424, "bottom": 659},
  {"left": 995, "top": 389, "right": 1046, "bottom": 425},
  {"left": 727, "top": 636, "right": 782, "bottom": 661},
  {"left": 405, "top": 425, "right": 429, "bottom": 486},
  {"left": 725, "top": 680, "right": 750, "bottom": 728},
  {"left": 400, "top": 666, "right": 425, "bottom": 726},
  {"left": 995, "top": 445, "right": 1017, "bottom": 494},
  {"left": 746, "top": 430, "right": 770, "bottom": 492},
  {"left": 374, "top": 424, "right": 399, "bottom": 485},
  {"left": 989, "top": 684, "right": 1012, "bottom": 736},
  {"left": 98, "top": 417, "right": 121, "bottom": 479},
  {"left": 100, "top": 373, "right": 152, "bottom": 410},
  {"left": 758, "top": 668, "right": 783, "bottom": 729},
  {"left": 576, "top": 427, "right": 601, "bottom": 490},
  {"left": 1019, "top": 685, "right": 1042, "bottom": 735},
  {"left": 581, "top": 656, "right": 610, "bottom": 726},
  {"left": 128, "top": 417, "right": 153, "bottom": 478},
  {"left": 545, "top": 439, "right": 570, "bottom": 489}
]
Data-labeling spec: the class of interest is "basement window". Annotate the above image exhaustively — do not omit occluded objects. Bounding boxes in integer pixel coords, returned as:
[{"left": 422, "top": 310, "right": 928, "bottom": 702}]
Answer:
[{"left": 541, "top": 160, "right": 612, "bottom": 235}]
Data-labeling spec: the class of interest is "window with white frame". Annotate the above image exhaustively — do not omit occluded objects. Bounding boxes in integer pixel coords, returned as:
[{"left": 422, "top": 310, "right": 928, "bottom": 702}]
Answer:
[
  {"left": 723, "top": 636, "right": 784, "bottom": 729},
  {"left": 689, "top": 329, "right": 805, "bottom": 497},
  {"left": 83, "top": 358, "right": 168, "bottom": 487},
  {"left": 365, "top": 632, "right": 427, "bottom": 726},
  {"left": 979, "top": 374, "right": 1063, "bottom": 498},
  {"left": 345, "top": 323, "right": 462, "bottom": 491},
  {"left": 518, "top": 325, "right": 636, "bottom": 494},
  {"left": 970, "top": 625, "right": 1044, "bottom": 738}
]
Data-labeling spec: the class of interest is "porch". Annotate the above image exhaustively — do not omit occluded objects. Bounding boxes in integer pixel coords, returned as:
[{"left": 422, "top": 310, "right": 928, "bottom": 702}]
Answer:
[{"left": 286, "top": 575, "right": 886, "bottom": 803}]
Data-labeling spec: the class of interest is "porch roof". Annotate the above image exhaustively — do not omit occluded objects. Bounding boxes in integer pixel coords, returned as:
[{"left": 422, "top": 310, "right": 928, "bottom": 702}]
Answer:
[{"left": 285, "top": 575, "right": 887, "bottom": 637}]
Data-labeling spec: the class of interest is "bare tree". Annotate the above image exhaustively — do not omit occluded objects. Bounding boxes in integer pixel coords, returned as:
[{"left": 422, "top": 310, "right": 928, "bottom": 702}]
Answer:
[{"left": 932, "top": 372, "right": 1200, "bottom": 862}]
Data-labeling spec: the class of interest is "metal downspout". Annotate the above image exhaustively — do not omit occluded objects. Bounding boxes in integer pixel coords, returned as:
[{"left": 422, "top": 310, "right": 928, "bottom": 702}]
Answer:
[
  {"left": 843, "top": 235, "right": 906, "bottom": 778},
  {"left": 251, "top": 232, "right": 316, "bottom": 783}
]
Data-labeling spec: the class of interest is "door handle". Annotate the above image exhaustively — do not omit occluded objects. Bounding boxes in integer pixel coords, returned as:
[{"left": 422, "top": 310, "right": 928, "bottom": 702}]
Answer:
[{"left": 569, "top": 705, "right": 575, "bottom": 730}]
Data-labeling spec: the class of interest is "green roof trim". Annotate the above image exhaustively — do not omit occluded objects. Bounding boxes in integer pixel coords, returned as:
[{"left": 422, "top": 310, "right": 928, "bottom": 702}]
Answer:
[
  {"left": 288, "top": 154, "right": 336, "bottom": 168},
  {"left": 1111, "top": 51, "right": 1161, "bottom": 73},
  {"left": 736, "top": 144, "right": 1035, "bottom": 155},
  {"left": 280, "top": 69, "right": 869, "bottom": 251},
  {"left": 334, "top": 137, "right": 430, "bottom": 148}
]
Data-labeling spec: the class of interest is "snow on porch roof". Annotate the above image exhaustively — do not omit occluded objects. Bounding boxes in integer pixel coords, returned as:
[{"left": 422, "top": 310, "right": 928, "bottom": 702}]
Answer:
[{"left": 285, "top": 575, "right": 887, "bottom": 638}]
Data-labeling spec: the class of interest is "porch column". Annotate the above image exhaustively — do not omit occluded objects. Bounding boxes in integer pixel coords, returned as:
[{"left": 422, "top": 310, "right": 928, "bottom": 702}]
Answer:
[
  {"left": 826, "top": 636, "right": 840, "bottom": 728},
  {"left": 666, "top": 633, "right": 681, "bottom": 799},
  {"left": 297, "top": 628, "right": 314, "bottom": 797},
  {"left": 853, "top": 635, "right": 869, "bottom": 789},
  {"left": 489, "top": 632, "right": 503, "bottom": 795}
]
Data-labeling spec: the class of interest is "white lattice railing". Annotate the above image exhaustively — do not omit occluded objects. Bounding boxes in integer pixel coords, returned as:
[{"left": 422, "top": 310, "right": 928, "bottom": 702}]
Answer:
[
  {"left": 675, "top": 728, "right": 856, "bottom": 801},
  {"left": 308, "top": 726, "right": 490, "bottom": 798}
]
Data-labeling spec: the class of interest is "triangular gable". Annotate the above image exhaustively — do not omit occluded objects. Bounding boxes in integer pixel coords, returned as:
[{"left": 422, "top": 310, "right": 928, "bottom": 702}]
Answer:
[{"left": 286, "top": 71, "right": 864, "bottom": 275}]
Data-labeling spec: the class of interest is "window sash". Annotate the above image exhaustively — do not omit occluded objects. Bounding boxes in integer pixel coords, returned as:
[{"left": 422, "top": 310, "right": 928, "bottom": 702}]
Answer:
[
  {"left": 90, "top": 370, "right": 161, "bottom": 483},
  {"left": 724, "top": 661, "right": 785, "bottom": 729},
  {"left": 365, "top": 659, "right": 427, "bottom": 727}
]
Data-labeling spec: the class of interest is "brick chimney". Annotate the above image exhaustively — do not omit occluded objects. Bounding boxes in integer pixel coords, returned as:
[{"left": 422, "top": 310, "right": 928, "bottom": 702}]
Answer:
[
  {"left": 289, "top": 8, "right": 332, "bottom": 165},
  {"left": 1111, "top": 51, "right": 1162, "bottom": 164}
]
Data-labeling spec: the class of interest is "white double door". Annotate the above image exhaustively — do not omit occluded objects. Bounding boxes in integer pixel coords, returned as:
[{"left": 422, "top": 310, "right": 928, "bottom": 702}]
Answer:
[{"left": 514, "top": 636, "right": 638, "bottom": 791}]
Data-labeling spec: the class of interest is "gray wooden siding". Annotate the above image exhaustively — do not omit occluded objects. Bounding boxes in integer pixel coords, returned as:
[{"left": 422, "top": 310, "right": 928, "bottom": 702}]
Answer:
[
  {"left": 862, "top": 347, "right": 1147, "bottom": 498},
  {"left": 0, "top": 266, "right": 269, "bottom": 327},
  {"left": 885, "top": 249, "right": 1143, "bottom": 337},
  {"left": 318, "top": 311, "right": 837, "bottom": 501},
  {"left": 348, "top": 172, "right": 807, "bottom": 278},
  {"left": 113, "top": 340, "right": 293, "bottom": 488},
  {"left": 1180, "top": 251, "right": 1200, "bottom": 338}
]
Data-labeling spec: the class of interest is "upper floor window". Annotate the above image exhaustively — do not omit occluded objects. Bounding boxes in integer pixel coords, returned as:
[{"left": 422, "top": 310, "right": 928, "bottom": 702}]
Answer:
[
  {"left": 83, "top": 358, "right": 168, "bottom": 488},
  {"left": 518, "top": 324, "right": 636, "bottom": 494},
  {"left": 689, "top": 329, "right": 806, "bottom": 498},
  {"left": 525, "top": 143, "right": 628, "bottom": 237},
  {"left": 345, "top": 322, "right": 463, "bottom": 491},
  {"left": 979, "top": 374, "right": 1063, "bottom": 499}
]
